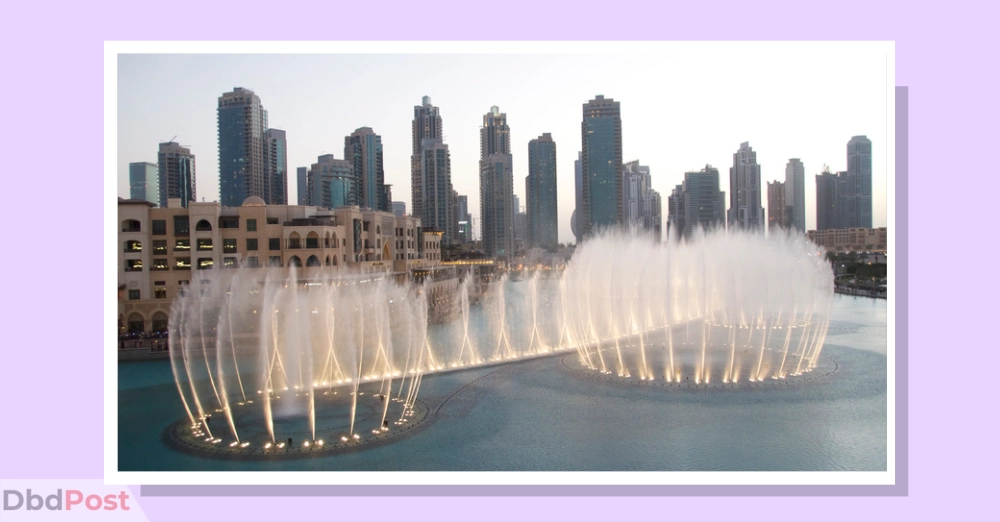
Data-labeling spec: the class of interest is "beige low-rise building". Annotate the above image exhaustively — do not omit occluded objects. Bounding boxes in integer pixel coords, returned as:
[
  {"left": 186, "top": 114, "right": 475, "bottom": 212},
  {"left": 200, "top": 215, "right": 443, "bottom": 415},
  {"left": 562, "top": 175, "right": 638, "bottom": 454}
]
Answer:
[
  {"left": 118, "top": 197, "right": 445, "bottom": 336},
  {"left": 807, "top": 227, "right": 887, "bottom": 253}
]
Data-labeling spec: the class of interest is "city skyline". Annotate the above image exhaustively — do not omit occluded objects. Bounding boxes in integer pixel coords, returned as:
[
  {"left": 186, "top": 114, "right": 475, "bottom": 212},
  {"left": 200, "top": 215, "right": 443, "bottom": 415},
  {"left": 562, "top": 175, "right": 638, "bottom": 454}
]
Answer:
[{"left": 116, "top": 46, "right": 891, "bottom": 243}]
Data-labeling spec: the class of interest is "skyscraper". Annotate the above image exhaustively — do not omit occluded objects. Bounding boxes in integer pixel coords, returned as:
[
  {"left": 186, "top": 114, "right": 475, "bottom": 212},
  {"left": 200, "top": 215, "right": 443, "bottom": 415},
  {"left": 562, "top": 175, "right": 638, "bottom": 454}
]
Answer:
[
  {"left": 392, "top": 201, "right": 407, "bottom": 218},
  {"left": 129, "top": 162, "right": 159, "bottom": 205},
  {"left": 668, "top": 165, "right": 725, "bottom": 240},
  {"left": 844, "top": 135, "right": 873, "bottom": 228},
  {"left": 456, "top": 195, "right": 471, "bottom": 243},
  {"left": 527, "top": 133, "right": 559, "bottom": 249},
  {"left": 297, "top": 167, "right": 309, "bottom": 205},
  {"left": 580, "top": 95, "right": 623, "bottom": 239},
  {"left": 266, "top": 129, "right": 287, "bottom": 205},
  {"left": 218, "top": 87, "right": 269, "bottom": 207},
  {"left": 728, "top": 142, "right": 765, "bottom": 232},
  {"left": 157, "top": 141, "right": 196, "bottom": 208},
  {"left": 622, "top": 160, "right": 661, "bottom": 240},
  {"left": 572, "top": 151, "right": 583, "bottom": 244},
  {"left": 306, "top": 154, "right": 355, "bottom": 209},
  {"left": 411, "top": 96, "right": 455, "bottom": 242},
  {"left": 345, "top": 127, "right": 388, "bottom": 211},
  {"left": 479, "top": 106, "right": 515, "bottom": 258},
  {"left": 767, "top": 180, "right": 787, "bottom": 231},
  {"left": 785, "top": 158, "right": 806, "bottom": 233},
  {"left": 815, "top": 167, "right": 839, "bottom": 231},
  {"left": 418, "top": 138, "right": 453, "bottom": 239}
]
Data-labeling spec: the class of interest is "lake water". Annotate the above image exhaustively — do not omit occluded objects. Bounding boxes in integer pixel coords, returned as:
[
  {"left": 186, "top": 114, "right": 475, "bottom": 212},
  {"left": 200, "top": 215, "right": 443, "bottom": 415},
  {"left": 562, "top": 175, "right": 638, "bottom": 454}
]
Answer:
[{"left": 118, "top": 294, "right": 887, "bottom": 471}]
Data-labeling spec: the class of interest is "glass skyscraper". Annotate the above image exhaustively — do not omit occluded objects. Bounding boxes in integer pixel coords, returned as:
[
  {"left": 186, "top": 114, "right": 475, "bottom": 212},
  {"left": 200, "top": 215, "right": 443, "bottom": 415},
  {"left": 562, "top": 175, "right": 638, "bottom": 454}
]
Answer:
[
  {"left": 218, "top": 87, "right": 283, "bottom": 207},
  {"left": 580, "top": 95, "right": 623, "bottom": 239},
  {"left": 527, "top": 133, "right": 559, "bottom": 249},
  {"left": 844, "top": 135, "right": 873, "bottom": 228},
  {"left": 669, "top": 165, "right": 725, "bottom": 240},
  {"left": 785, "top": 158, "right": 806, "bottom": 233},
  {"left": 345, "top": 127, "right": 388, "bottom": 212},
  {"left": 815, "top": 168, "right": 839, "bottom": 231},
  {"left": 266, "top": 129, "right": 287, "bottom": 205},
  {"left": 129, "top": 162, "right": 159, "bottom": 205},
  {"left": 157, "top": 141, "right": 195, "bottom": 208}
]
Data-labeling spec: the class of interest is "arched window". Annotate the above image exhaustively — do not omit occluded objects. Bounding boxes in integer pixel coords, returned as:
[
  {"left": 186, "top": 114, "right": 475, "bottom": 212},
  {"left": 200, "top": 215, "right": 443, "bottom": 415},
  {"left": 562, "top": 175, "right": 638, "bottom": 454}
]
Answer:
[
  {"left": 122, "top": 219, "right": 141, "bottom": 232},
  {"left": 195, "top": 219, "right": 212, "bottom": 231},
  {"left": 307, "top": 255, "right": 321, "bottom": 267},
  {"left": 288, "top": 232, "right": 301, "bottom": 249},
  {"left": 151, "top": 312, "right": 168, "bottom": 333},
  {"left": 289, "top": 256, "right": 302, "bottom": 267},
  {"left": 306, "top": 231, "right": 320, "bottom": 249},
  {"left": 325, "top": 255, "right": 331, "bottom": 266},
  {"left": 127, "top": 313, "right": 145, "bottom": 334}
]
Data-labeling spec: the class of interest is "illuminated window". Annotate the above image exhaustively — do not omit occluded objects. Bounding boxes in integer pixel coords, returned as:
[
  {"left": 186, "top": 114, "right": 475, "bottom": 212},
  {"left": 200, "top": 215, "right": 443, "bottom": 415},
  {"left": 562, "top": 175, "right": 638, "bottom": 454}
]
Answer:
[
  {"left": 152, "top": 258, "right": 168, "bottom": 271},
  {"left": 152, "top": 240, "right": 167, "bottom": 255},
  {"left": 223, "top": 239, "right": 237, "bottom": 253},
  {"left": 175, "top": 257, "right": 191, "bottom": 270},
  {"left": 197, "top": 238, "right": 213, "bottom": 251},
  {"left": 198, "top": 258, "right": 214, "bottom": 270},
  {"left": 174, "top": 239, "right": 190, "bottom": 252}
]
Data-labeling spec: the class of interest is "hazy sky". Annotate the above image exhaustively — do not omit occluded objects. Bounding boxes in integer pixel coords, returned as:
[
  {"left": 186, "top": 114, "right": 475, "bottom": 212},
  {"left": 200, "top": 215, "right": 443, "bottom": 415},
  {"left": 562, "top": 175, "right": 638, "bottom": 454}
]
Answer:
[{"left": 115, "top": 44, "right": 891, "bottom": 243}]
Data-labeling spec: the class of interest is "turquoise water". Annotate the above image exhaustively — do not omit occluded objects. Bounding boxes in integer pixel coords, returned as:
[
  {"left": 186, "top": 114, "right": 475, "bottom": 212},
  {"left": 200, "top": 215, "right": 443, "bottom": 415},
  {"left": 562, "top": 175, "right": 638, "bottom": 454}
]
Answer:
[{"left": 118, "top": 294, "right": 887, "bottom": 471}]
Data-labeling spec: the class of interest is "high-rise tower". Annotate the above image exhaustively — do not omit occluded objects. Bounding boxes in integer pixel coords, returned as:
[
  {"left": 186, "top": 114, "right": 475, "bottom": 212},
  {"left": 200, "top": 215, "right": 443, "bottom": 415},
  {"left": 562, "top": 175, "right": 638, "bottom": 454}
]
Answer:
[
  {"left": 580, "top": 95, "right": 623, "bottom": 239},
  {"left": 728, "top": 142, "right": 765, "bottom": 232},
  {"left": 411, "top": 96, "right": 455, "bottom": 243},
  {"left": 480, "top": 106, "right": 514, "bottom": 257},
  {"left": 785, "top": 158, "right": 806, "bottom": 233},
  {"left": 218, "top": 87, "right": 270, "bottom": 207},
  {"left": 157, "top": 141, "right": 196, "bottom": 208},
  {"left": 527, "top": 133, "right": 559, "bottom": 249},
  {"left": 345, "top": 127, "right": 388, "bottom": 211}
]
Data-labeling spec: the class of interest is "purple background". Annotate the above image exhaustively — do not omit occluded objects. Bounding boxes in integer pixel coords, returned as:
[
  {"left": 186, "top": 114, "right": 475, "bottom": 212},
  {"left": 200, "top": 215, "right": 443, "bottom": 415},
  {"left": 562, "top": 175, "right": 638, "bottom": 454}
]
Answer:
[{"left": 1, "top": 0, "right": 994, "bottom": 518}]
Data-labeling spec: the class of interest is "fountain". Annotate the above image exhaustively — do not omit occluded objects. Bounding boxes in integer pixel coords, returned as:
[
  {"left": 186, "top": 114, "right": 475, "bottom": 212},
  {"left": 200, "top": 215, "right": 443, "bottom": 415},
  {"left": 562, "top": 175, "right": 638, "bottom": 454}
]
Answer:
[{"left": 165, "top": 229, "right": 834, "bottom": 458}]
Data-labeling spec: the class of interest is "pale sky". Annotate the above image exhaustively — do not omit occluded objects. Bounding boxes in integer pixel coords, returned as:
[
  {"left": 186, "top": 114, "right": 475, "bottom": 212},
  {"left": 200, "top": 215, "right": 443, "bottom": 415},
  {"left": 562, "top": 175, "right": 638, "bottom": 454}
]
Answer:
[{"left": 115, "top": 43, "right": 891, "bottom": 243}]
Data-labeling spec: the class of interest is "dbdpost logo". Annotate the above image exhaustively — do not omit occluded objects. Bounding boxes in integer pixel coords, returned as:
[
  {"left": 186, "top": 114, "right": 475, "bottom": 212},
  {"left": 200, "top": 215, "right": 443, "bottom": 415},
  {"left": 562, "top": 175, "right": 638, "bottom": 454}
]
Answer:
[
  {"left": 0, "top": 480, "right": 147, "bottom": 519},
  {"left": 3, "top": 488, "right": 131, "bottom": 511}
]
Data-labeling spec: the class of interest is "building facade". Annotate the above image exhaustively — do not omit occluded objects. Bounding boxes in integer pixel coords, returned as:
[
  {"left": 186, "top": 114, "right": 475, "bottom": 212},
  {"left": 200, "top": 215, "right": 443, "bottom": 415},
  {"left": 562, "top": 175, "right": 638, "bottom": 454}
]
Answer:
[
  {"left": 580, "top": 95, "right": 623, "bottom": 239},
  {"left": 815, "top": 167, "right": 840, "bottom": 231},
  {"left": 668, "top": 165, "right": 726, "bottom": 240},
  {"left": 843, "top": 135, "right": 873, "bottom": 228},
  {"left": 480, "top": 106, "right": 515, "bottom": 258},
  {"left": 157, "top": 141, "right": 196, "bottom": 208},
  {"left": 767, "top": 180, "right": 787, "bottom": 231},
  {"left": 129, "top": 162, "right": 159, "bottom": 205},
  {"left": 728, "top": 142, "right": 765, "bottom": 232},
  {"left": 218, "top": 87, "right": 271, "bottom": 207},
  {"left": 526, "top": 133, "right": 559, "bottom": 249},
  {"left": 265, "top": 129, "right": 288, "bottom": 205},
  {"left": 411, "top": 96, "right": 455, "bottom": 244},
  {"left": 622, "top": 160, "right": 661, "bottom": 240},
  {"left": 785, "top": 158, "right": 806, "bottom": 233},
  {"left": 807, "top": 227, "right": 887, "bottom": 253},
  {"left": 118, "top": 197, "right": 442, "bottom": 336},
  {"left": 296, "top": 167, "right": 309, "bottom": 205},
  {"left": 345, "top": 127, "right": 389, "bottom": 212},
  {"left": 306, "top": 154, "right": 355, "bottom": 209},
  {"left": 573, "top": 151, "right": 583, "bottom": 244}
]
